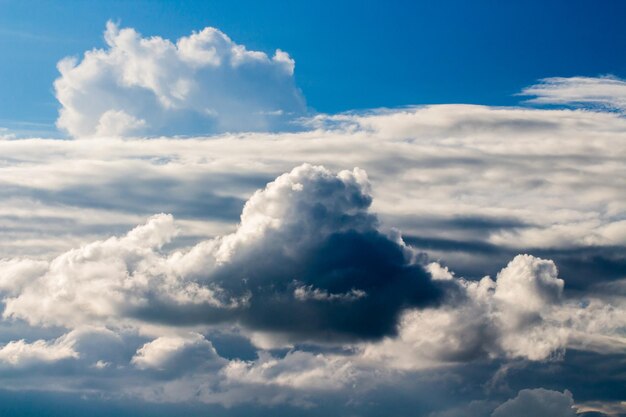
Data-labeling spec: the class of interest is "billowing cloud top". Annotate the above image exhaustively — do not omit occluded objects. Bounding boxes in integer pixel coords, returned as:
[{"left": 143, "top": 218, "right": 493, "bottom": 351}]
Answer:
[{"left": 54, "top": 22, "right": 306, "bottom": 138}]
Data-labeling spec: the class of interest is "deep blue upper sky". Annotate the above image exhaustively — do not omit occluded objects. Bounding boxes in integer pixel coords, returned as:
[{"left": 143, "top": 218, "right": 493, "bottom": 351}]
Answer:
[{"left": 1, "top": 0, "right": 626, "bottom": 132}]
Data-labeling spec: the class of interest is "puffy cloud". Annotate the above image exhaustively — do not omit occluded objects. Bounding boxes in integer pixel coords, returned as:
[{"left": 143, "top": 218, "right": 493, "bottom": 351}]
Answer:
[
  {"left": 521, "top": 76, "right": 626, "bottom": 112},
  {"left": 132, "top": 333, "right": 224, "bottom": 373},
  {"left": 362, "top": 254, "right": 573, "bottom": 367},
  {"left": 54, "top": 22, "right": 306, "bottom": 138},
  {"left": 1, "top": 213, "right": 232, "bottom": 329},
  {"left": 0, "top": 337, "right": 77, "bottom": 367},
  {"left": 223, "top": 351, "right": 356, "bottom": 391},
  {"left": 494, "top": 254, "right": 564, "bottom": 314},
  {"left": 492, "top": 255, "right": 568, "bottom": 359},
  {"left": 1, "top": 164, "right": 443, "bottom": 342},
  {"left": 491, "top": 388, "right": 577, "bottom": 417},
  {"left": 0, "top": 326, "right": 128, "bottom": 370}
]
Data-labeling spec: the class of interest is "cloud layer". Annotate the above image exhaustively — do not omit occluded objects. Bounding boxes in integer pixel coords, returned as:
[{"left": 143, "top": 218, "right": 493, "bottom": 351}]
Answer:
[
  {"left": 2, "top": 21, "right": 626, "bottom": 417},
  {"left": 1, "top": 162, "right": 625, "bottom": 416}
]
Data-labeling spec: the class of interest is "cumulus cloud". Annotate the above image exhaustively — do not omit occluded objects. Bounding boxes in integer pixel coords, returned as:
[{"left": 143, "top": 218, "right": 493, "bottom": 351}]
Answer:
[
  {"left": 1, "top": 213, "right": 234, "bottom": 329},
  {"left": 362, "top": 254, "right": 575, "bottom": 367},
  {"left": 132, "top": 333, "right": 224, "bottom": 373},
  {"left": 54, "top": 22, "right": 306, "bottom": 138},
  {"left": 223, "top": 351, "right": 356, "bottom": 391},
  {"left": 0, "top": 326, "right": 128, "bottom": 371},
  {"left": 0, "top": 164, "right": 443, "bottom": 342},
  {"left": 521, "top": 76, "right": 626, "bottom": 113},
  {"left": 0, "top": 337, "right": 77, "bottom": 367},
  {"left": 491, "top": 388, "right": 577, "bottom": 417}
]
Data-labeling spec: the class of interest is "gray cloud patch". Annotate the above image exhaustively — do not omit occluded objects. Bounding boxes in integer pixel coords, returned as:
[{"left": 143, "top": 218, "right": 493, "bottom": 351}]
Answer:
[{"left": 203, "top": 230, "right": 443, "bottom": 340}]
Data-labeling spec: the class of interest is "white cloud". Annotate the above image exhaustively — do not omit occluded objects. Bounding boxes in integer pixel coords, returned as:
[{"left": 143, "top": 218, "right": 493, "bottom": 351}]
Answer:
[
  {"left": 1, "top": 213, "right": 231, "bottom": 329},
  {"left": 431, "top": 388, "right": 580, "bottom": 417},
  {"left": 521, "top": 75, "right": 626, "bottom": 112},
  {"left": 1, "top": 105, "right": 625, "bottom": 262},
  {"left": 0, "top": 164, "right": 442, "bottom": 343},
  {"left": 223, "top": 351, "right": 356, "bottom": 391},
  {"left": 54, "top": 22, "right": 305, "bottom": 138},
  {"left": 360, "top": 253, "right": 623, "bottom": 367},
  {"left": 494, "top": 254, "right": 564, "bottom": 312},
  {"left": 132, "top": 333, "right": 223, "bottom": 371},
  {"left": 0, "top": 326, "right": 126, "bottom": 369},
  {"left": 0, "top": 337, "right": 77, "bottom": 367},
  {"left": 491, "top": 388, "right": 576, "bottom": 417}
]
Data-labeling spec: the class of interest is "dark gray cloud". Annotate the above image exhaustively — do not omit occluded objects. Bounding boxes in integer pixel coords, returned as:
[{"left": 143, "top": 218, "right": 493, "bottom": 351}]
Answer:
[{"left": 207, "top": 230, "right": 443, "bottom": 340}]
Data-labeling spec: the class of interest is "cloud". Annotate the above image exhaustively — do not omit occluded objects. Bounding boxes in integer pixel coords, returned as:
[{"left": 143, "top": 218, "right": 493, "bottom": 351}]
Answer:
[
  {"left": 1, "top": 97, "right": 626, "bottom": 412},
  {"left": 2, "top": 104, "right": 625, "bottom": 274},
  {"left": 430, "top": 388, "right": 580, "bottom": 417},
  {"left": 360, "top": 253, "right": 608, "bottom": 367},
  {"left": 1, "top": 164, "right": 443, "bottom": 342},
  {"left": 132, "top": 333, "right": 224, "bottom": 373},
  {"left": 575, "top": 400, "right": 626, "bottom": 416},
  {"left": 520, "top": 76, "right": 626, "bottom": 113},
  {"left": 0, "top": 337, "right": 77, "bottom": 367},
  {"left": 1, "top": 213, "right": 234, "bottom": 329},
  {"left": 223, "top": 351, "right": 356, "bottom": 391},
  {"left": 0, "top": 326, "right": 129, "bottom": 371},
  {"left": 54, "top": 22, "right": 306, "bottom": 138},
  {"left": 491, "top": 388, "right": 577, "bottom": 417}
]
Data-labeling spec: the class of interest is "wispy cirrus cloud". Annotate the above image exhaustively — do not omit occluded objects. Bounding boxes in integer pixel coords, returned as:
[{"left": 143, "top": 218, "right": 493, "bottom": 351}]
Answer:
[{"left": 520, "top": 75, "right": 626, "bottom": 113}]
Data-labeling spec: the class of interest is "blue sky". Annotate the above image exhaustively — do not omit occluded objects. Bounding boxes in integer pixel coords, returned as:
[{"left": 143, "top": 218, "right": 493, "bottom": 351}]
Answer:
[{"left": 2, "top": 0, "right": 626, "bottom": 132}]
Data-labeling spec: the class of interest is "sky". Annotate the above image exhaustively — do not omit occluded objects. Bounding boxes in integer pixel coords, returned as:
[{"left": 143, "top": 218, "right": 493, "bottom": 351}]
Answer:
[
  {"left": 1, "top": 1, "right": 626, "bottom": 416},
  {"left": 2, "top": 0, "right": 626, "bottom": 134}
]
